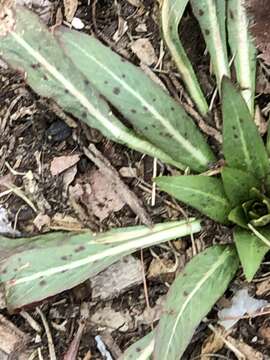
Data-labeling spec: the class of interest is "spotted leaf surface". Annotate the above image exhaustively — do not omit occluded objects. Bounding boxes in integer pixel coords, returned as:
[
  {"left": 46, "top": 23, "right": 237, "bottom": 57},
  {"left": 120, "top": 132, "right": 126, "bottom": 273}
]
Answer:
[
  {"left": 156, "top": 175, "right": 231, "bottom": 224},
  {"left": 120, "top": 331, "right": 154, "bottom": 360},
  {"left": 222, "top": 77, "right": 270, "bottom": 181},
  {"left": 154, "top": 245, "right": 239, "bottom": 360},
  {"left": 0, "top": 6, "right": 183, "bottom": 169},
  {"left": 190, "top": 0, "right": 230, "bottom": 87},
  {"left": 234, "top": 227, "right": 269, "bottom": 281},
  {"left": 58, "top": 28, "right": 216, "bottom": 172},
  {"left": 221, "top": 167, "right": 261, "bottom": 207},
  {"left": 0, "top": 219, "right": 201, "bottom": 310}
]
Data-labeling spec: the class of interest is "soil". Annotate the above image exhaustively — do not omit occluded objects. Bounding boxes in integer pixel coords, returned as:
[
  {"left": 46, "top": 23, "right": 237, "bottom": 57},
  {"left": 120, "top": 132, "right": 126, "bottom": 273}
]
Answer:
[{"left": 1, "top": 0, "right": 270, "bottom": 359}]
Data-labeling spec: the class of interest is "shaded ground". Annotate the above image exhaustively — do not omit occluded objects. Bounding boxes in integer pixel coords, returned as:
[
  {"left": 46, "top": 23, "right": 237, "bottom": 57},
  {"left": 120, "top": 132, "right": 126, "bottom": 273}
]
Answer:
[{"left": 1, "top": 0, "right": 270, "bottom": 359}]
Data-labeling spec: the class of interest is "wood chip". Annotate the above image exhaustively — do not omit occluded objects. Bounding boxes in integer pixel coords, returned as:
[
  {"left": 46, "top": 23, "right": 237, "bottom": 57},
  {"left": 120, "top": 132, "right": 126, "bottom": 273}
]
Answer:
[
  {"left": 227, "top": 336, "right": 263, "bottom": 360},
  {"left": 131, "top": 38, "right": 157, "bottom": 66},
  {"left": 91, "top": 256, "right": 143, "bottom": 301},
  {"left": 64, "top": 0, "right": 78, "bottom": 22},
  {"left": 0, "top": 315, "right": 30, "bottom": 360},
  {"left": 50, "top": 154, "right": 80, "bottom": 176},
  {"left": 83, "top": 145, "right": 152, "bottom": 226}
]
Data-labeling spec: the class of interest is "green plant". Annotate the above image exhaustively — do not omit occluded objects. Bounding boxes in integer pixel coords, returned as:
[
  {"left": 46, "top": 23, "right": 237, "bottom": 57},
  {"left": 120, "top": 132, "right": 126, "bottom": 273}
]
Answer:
[{"left": 0, "top": 2, "right": 265, "bottom": 359}]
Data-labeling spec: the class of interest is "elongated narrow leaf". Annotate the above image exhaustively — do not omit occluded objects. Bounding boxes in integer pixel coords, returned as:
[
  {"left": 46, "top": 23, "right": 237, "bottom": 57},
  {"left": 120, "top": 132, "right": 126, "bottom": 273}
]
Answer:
[
  {"left": 216, "top": 0, "right": 227, "bottom": 50},
  {"left": 120, "top": 332, "right": 155, "bottom": 360},
  {"left": 57, "top": 28, "right": 216, "bottom": 172},
  {"left": 0, "top": 6, "right": 185, "bottom": 170},
  {"left": 222, "top": 78, "right": 270, "bottom": 181},
  {"left": 156, "top": 175, "right": 231, "bottom": 224},
  {"left": 0, "top": 219, "right": 201, "bottom": 310},
  {"left": 221, "top": 167, "right": 261, "bottom": 206},
  {"left": 227, "top": 0, "right": 256, "bottom": 115},
  {"left": 161, "top": 0, "right": 208, "bottom": 115},
  {"left": 190, "top": 0, "right": 230, "bottom": 87},
  {"left": 234, "top": 227, "right": 269, "bottom": 281},
  {"left": 154, "top": 245, "right": 239, "bottom": 360}
]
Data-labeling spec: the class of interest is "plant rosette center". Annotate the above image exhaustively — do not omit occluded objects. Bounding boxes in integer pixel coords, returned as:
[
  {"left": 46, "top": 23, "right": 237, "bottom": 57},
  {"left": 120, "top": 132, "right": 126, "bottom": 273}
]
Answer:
[{"left": 229, "top": 188, "right": 270, "bottom": 229}]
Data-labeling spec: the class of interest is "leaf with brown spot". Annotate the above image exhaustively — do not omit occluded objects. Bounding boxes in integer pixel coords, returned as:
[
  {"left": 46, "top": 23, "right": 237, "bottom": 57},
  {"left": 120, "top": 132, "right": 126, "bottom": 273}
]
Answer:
[
  {"left": 154, "top": 245, "right": 239, "bottom": 360},
  {"left": 0, "top": 6, "right": 183, "bottom": 170},
  {"left": 0, "top": 219, "right": 201, "bottom": 310}
]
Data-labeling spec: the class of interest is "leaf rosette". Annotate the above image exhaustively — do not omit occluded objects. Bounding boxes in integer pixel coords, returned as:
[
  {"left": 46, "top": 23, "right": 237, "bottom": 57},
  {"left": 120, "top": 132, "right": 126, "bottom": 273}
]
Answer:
[{"left": 229, "top": 188, "right": 270, "bottom": 229}]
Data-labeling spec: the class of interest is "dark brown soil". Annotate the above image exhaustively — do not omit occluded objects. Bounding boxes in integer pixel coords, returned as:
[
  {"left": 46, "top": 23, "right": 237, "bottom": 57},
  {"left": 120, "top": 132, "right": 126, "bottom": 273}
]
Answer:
[{"left": 1, "top": 1, "right": 270, "bottom": 359}]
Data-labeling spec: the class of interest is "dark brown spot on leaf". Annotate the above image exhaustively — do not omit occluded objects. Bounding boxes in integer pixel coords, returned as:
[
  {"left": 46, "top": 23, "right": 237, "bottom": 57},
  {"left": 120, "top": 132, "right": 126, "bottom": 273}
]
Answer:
[
  {"left": 61, "top": 256, "right": 68, "bottom": 261},
  {"left": 131, "top": 109, "right": 136, "bottom": 113},
  {"left": 84, "top": 79, "right": 90, "bottom": 85},
  {"left": 113, "top": 87, "right": 120, "bottom": 95},
  {"left": 39, "top": 279, "right": 46, "bottom": 286},
  {"left": 229, "top": 9, "right": 234, "bottom": 19},
  {"left": 75, "top": 245, "right": 86, "bottom": 253},
  {"left": 199, "top": 9, "right": 204, "bottom": 16},
  {"left": 205, "top": 29, "right": 210, "bottom": 35}
]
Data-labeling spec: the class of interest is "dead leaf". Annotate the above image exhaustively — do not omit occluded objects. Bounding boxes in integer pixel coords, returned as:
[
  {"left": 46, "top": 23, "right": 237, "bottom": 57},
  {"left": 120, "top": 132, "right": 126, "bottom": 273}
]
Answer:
[
  {"left": 64, "top": 0, "right": 78, "bottom": 22},
  {"left": 127, "top": 0, "right": 142, "bottom": 7},
  {"left": 62, "top": 164, "right": 77, "bottom": 196},
  {"left": 119, "top": 167, "right": 138, "bottom": 178},
  {"left": 148, "top": 257, "right": 176, "bottom": 278},
  {"left": 201, "top": 332, "right": 224, "bottom": 356},
  {"left": 33, "top": 213, "right": 51, "bottom": 231},
  {"left": 50, "top": 154, "right": 80, "bottom": 176},
  {"left": 84, "top": 145, "right": 152, "bottom": 226},
  {"left": 259, "top": 325, "right": 270, "bottom": 345},
  {"left": 0, "top": 173, "right": 14, "bottom": 192},
  {"left": 256, "top": 278, "right": 270, "bottom": 296},
  {"left": 81, "top": 169, "right": 125, "bottom": 221},
  {"left": 91, "top": 307, "right": 132, "bottom": 332},
  {"left": 50, "top": 213, "right": 83, "bottom": 231},
  {"left": 227, "top": 336, "right": 263, "bottom": 360},
  {"left": 131, "top": 38, "right": 157, "bottom": 66}
]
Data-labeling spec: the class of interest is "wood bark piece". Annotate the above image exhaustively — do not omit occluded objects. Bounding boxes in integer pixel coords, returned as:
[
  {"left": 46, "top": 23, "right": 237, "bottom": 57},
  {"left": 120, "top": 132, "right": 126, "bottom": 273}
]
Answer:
[
  {"left": 91, "top": 256, "right": 143, "bottom": 301},
  {"left": 83, "top": 144, "right": 152, "bottom": 226},
  {"left": 0, "top": 315, "right": 30, "bottom": 360}
]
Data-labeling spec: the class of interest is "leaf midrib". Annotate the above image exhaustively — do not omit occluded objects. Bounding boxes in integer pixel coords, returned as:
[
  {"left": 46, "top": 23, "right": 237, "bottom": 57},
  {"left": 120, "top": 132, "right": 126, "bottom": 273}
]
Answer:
[
  {"left": 65, "top": 37, "right": 209, "bottom": 167},
  {"left": 164, "top": 183, "right": 229, "bottom": 207},
  {"left": 7, "top": 221, "right": 200, "bottom": 288},
  {"left": 163, "top": 249, "right": 230, "bottom": 359}
]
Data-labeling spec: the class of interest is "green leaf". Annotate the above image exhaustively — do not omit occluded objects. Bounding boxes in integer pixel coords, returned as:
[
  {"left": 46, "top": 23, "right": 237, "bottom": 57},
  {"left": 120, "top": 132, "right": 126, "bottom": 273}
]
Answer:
[
  {"left": 119, "top": 332, "right": 154, "bottom": 360},
  {"left": 234, "top": 227, "right": 269, "bottom": 281},
  {"left": 222, "top": 77, "right": 270, "bottom": 180},
  {"left": 221, "top": 167, "right": 261, "bottom": 207},
  {"left": 156, "top": 175, "right": 231, "bottom": 224},
  {"left": 227, "top": 0, "right": 256, "bottom": 115},
  {"left": 228, "top": 205, "right": 248, "bottom": 229},
  {"left": 0, "top": 6, "right": 186, "bottom": 170},
  {"left": 190, "top": 0, "right": 230, "bottom": 87},
  {"left": 0, "top": 219, "right": 201, "bottom": 310},
  {"left": 57, "top": 28, "right": 216, "bottom": 172},
  {"left": 161, "top": 0, "right": 208, "bottom": 115},
  {"left": 154, "top": 245, "right": 239, "bottom": 360}
]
